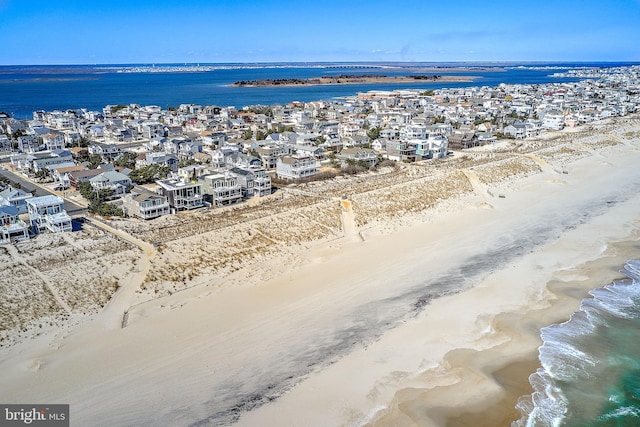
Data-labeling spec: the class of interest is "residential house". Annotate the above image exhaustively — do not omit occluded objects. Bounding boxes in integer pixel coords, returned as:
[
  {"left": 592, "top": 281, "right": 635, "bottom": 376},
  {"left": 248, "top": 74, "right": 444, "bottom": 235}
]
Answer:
[
  {"left": 68, "top": 168, "right": 106, "bottom": 188},
  {"left": 504, "top": 123, "right": 527, "bottom": 139},
  {"left": 276, "top": 154, "right": 320, "bottom": 180},
  {"left": 156, "top": 178, "right": 204, "bottom": 211},
  {"left": 138, "top": 152, "right": 179, "bottom": 171},
  {"left": 32, "top": 150, "right": 75, "bottom": 173},
  {"left": 0, "top": 205, "right": 30, "bottom": 244},
  {"left": 178, "top": 140, "right": 204, "bottom": 159},
  {"left": 26, "top": 195, "right": 72, "bottom": 233},
  {"left": 122, "top": 186, "right": 171, "bottom": 220},
  {"left": 88, "top": 143, "right": 122, "bottom": 162},
  {"left": 0, "top": 186, "right": 33, "bottom": 214},
  {"left": 52, "top": 165, "right": 86, "bottom": 188},
  {"left": 447, "top": 132, "right": 479, "bottom": 149},
  {"left": 229, "top": 166, "right": 272, "bottom": 198},
  {"left": 176, "top": 164, "right": 209, "bottom": 182},
  {"left": 42, "top": 132, "right": 65, "bottom": 151},
  {"left": 414, "top": 135, "right": 449, "bottom": 159},
  {"left": 475, "top": 132, "right": 496, "bottom": 144},
  {"left": 17, "top": 135, "right": 40, "bottom": 153},
  {"left": 199, "top": 172, "right": 243, "bottom": 207},
  {"left": 0, "top": 134, "right": 10, "bottom": 152},
  {"left": 542, "top": 111, "right": 565, "bottom": 130},
  {"left": 338, "top": 147, "right": 378, "bottom": 168},
  {"left": 202, "top": 132, "right": 227, "bottom": 148},
  {"left": 385, "top": 140, "right": 416, "bottom": 162},
  {"left": 89, "top": 170, "right": 132, "bottom": 196},
  {"left": 256, "top": 145, "right": 291, "bottom": 169}
]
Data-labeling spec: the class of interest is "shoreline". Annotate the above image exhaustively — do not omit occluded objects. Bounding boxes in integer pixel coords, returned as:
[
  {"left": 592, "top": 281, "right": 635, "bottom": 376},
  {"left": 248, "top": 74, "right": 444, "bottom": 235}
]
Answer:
[{"left": 1, "top": 118, "right": 640, "bottom": 425}]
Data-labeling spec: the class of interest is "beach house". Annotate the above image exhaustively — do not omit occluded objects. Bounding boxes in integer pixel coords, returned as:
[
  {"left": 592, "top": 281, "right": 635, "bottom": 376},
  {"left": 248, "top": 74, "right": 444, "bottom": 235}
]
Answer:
[
  {"left": 122, "top": 186, "right": 171, "bottom": 220},
  {"left": 338, "top": 147, "right": 378, "bottom": 168},
  {"left": 0, "top": 205, "right": 30, "bottom": 244},
  {"left": 199, "top": 172, "right": 243, "bottom": 207},
  {"left": 229, "top": 166, "right": 272, "bottom": 198},
  {"left": 89, "top": 170, "right": 132, "bottom": 197},
  {"left": 0, "top": 186, "right": 33, "bottom": 214},
  {"left": 156, "top": 178, "right": 204, "bottom": 211},
  {"left": 276, "top": 154, "right": 320, "bottom": 180},
  {"left": 26, "top": 195, "right": 72, "bottom": 233}
]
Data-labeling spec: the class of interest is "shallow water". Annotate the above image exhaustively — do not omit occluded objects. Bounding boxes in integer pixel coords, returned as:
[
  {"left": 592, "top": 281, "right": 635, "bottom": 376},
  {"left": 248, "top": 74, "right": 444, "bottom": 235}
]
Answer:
[{"left": 516, "top": 260, "right": 640, "bottom": 427}]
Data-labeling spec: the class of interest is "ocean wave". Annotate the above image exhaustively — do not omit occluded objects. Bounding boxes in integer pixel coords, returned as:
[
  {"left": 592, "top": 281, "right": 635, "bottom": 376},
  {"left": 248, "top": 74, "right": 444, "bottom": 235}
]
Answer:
[{"left": 514, "top": 260, "right": 640, "bottom": 426}]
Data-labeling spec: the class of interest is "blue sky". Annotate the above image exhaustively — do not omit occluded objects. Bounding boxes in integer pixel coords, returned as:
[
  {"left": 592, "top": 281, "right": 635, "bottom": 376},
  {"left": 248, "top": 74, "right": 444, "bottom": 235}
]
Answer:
[{"left": 0, "top": 0, "right": 639, "bottom": 64}]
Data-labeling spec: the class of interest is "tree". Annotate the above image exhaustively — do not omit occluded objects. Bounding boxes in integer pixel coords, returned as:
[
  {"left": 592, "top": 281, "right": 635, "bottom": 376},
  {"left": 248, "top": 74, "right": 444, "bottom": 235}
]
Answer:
[
  {"left": 79, "top": 182, "right": 123, "bottom": 217},
  {"left": 129, "top": 164, "right": 171, "bottom": 185},
  {"left": 87, "top": 154, "right": 102, "bottom": 169},
  {"left": 11, "top": 129, "right": 25, "bottom": 139},
  {"left": 255, "top": 130, "right": 267, "bottom": 141},
  {"left": 34, "top": 167, "right": 50, "bottom": 182},
  {"left": 366, "top": 126, "right": 381, "bottom": 141},
  {"left": 178, "top": 158, "right": 197, "bottom": 168},
  {"left": 241, "top": 129, "right": 254, "bottom": 140},
  {"left": 114, "top": 152, "right": 137, "bottom": 169}
]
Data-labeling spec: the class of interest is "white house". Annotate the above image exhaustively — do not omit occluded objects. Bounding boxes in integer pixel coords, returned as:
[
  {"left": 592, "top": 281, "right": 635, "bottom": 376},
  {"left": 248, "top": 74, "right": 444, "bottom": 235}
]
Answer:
[
  {"left": 0, "top": 205, "right": 30, "bottom": 244},
  {"left": 276, "top": 154, "right": 320, "bottom": 180},
  {"left": 26, "top": 195, "right": 72, "bottom": 233},
  {"left": 0, "top": 186, "right": 33, "bottom": 214},
  {"left": 122, "top": 186, "right": 171, "bottom": 220},
  {"left": 89, "top": 170, "right": 132, "bottom": 196}
]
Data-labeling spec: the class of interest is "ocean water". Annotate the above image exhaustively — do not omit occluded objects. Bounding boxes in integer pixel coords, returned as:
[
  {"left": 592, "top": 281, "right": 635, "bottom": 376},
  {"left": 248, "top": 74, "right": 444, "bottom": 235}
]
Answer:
[
  {"left": 1, "top": 61, "right": 636, "bottom": 119},
  {"left": 515, "top": 260, "right": 640, "bottom": 427}
]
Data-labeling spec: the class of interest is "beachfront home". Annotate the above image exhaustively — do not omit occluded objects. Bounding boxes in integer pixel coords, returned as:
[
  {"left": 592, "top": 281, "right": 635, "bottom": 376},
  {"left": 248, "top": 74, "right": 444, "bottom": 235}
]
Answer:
[
  {"left": 0, "top": 186, "right": 33, "bottom": 214},
  {"left": 447, "top": 132, "right": 478, "bottom": 149},
  {"left": 122, "top": 186, "right": 171, "bottom": 220},
  {"left": 229, "top": 166, "right": 272, "bottom": 198},
  {"left": 338, "top": 147, "right": 378, "bottom": 168},
  {"left": 385, "top": 141, "right": 416, "bottom": 162},
  {"left": 276, "top": 154, "right": 320, "bottom": 180},
  {"left": 26, "top": 195, "right": 72, "bottom": 233},
  {"left": 199, "top": 172, "right": 243, "bottom": 207},
  {"left": 414, "top": 134, "right": 449, "bottom": 159},
  {"left": 156, "top": 178, "right": 204, "bottom": 211},
  {"left": 0, "top": 205, "right": 30, "bottom": 244}
]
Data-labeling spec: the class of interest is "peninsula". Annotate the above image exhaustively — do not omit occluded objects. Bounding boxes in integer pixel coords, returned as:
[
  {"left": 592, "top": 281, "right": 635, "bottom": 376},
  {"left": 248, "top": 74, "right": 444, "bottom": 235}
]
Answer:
[{"left": 231, "top": 73, "right": 478, "bottom": 87}]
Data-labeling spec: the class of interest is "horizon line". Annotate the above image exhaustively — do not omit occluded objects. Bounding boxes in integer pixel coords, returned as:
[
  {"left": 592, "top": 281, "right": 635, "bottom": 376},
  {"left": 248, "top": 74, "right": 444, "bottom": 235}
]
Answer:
[{"left": 2, "top": 60, "right": 640, "bottom": 67}]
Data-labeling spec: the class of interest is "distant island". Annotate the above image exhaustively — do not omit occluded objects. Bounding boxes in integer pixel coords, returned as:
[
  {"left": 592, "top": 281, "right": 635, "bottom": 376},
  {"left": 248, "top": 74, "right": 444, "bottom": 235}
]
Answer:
[{"left": 231, "top": 74, "right": 479, "bottom": 87}]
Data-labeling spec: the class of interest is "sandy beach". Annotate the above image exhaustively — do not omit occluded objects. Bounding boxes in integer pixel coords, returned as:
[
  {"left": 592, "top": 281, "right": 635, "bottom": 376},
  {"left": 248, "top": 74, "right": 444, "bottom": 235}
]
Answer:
[{"left": 2, "top": 116, "right": 640, "bottom": 426}]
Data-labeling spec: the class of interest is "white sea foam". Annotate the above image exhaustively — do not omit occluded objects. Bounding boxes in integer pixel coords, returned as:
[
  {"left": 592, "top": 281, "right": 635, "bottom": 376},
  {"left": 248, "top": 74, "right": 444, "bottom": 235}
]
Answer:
[{"left": 514, "top": 260, "right": 640, "bottom": 426}]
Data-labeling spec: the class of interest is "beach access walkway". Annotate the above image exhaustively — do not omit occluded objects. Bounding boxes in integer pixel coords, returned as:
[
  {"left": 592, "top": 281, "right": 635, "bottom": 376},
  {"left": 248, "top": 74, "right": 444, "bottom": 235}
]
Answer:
[{"left": 84, "top": 217, "right": 156, "bottom": 329}]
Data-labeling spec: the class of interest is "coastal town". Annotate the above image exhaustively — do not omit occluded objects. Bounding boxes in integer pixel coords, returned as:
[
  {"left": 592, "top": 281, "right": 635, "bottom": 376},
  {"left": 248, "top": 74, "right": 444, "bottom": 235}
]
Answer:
[
  {"left": 2, "top": 61, "right": 640, "bottom": 425},
  {"left": 2, "top": 65, "right": 640, "bottom": 412},
  {"left": 1, "top": 65, "right": 639, "bottom": 245}
]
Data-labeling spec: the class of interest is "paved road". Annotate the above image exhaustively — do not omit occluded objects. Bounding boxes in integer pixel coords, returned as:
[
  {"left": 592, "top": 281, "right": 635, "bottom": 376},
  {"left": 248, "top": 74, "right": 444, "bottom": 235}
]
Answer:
[{"left": 0, "top": 167, "right": 87, "bottom": 216}]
